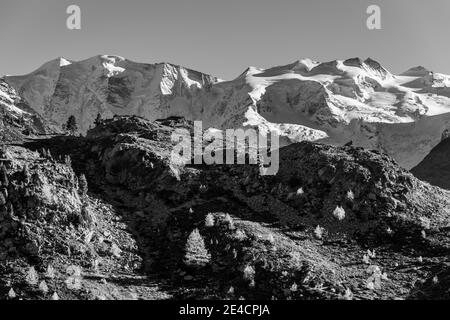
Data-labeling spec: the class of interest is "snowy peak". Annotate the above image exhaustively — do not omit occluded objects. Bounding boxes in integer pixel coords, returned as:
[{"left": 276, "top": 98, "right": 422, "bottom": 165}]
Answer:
[
  {"left": 342, "top": 57, "right": 393, "bottom": 80},
  {"left": 248, "top": 57, "right": 393, "bottom": 83},
  {"left": 59, "top": 57, "right": 72, "bottom": 67},
  {"left": 4, "top": 55, "right": 220, "bottom": 132},
  {"left": 343, "top": 57, "right": 365, "bottom": 68},
  {"left": 363, "top": 57, "right": 391, "bottom": 79},
  {"left": 232, "top": 56, "right": 450, "bottom": 169},
  {"left": 251, "top": 59, "right": 320, "bottom": 78},
  {"left": 398, "top": 65, "right": 450, "bottom": 96}
]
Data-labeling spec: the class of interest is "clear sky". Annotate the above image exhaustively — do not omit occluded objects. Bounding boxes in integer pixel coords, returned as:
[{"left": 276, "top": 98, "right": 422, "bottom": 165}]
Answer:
[{"left": 1, "top": 0, "right": 449, "bottom": 80}]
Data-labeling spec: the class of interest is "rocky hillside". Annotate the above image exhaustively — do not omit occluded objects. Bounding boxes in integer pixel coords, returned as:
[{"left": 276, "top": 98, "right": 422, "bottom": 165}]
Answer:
[
  {"left": 5, "top": 56, "right": 450, "bottom": 169},
  {"left": 1, "top": 115, "right": 447, "bottom": 300},
  {"left": 0, "top": 143, "right": 173, "bottom": 300}
]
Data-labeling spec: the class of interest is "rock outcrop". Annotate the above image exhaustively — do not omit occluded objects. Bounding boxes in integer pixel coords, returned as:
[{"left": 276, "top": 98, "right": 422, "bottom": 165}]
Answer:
[{"left": 10, "top": 115, "right": 450, "bottom": 300}]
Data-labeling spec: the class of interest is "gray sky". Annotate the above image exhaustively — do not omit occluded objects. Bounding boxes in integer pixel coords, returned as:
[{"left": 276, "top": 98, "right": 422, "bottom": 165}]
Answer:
[{"left": 1, "top": 0, "right": 449, "bottom": 80}]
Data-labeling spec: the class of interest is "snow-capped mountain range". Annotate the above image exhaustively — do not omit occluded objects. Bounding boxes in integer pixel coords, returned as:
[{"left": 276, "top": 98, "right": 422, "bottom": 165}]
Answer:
[{"left": 2, "top": 54, "right": 450, "bottom": 169}]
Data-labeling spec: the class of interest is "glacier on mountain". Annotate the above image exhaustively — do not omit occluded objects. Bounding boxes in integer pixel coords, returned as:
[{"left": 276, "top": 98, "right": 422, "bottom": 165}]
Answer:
[{"left": 3, "top": 55, "right": 450, "bottom": 169}]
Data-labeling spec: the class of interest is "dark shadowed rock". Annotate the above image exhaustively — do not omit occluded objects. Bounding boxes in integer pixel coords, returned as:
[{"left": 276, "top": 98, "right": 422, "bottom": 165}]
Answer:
[{"left": 412, "top": 138, "right": 450, "bottom": 190}]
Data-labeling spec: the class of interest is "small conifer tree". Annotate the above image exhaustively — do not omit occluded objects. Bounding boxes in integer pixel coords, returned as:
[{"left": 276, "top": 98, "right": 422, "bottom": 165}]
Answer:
[
  {"left": 94, "top": 113, "right": 102, "bottom": 126},
  {"left": 205, "top": 213, "right": 215, "bottom": 227},
  {"left": 184, "top": 229, "right": 211, "bottom": 268},
  {"left": 79, "top": 174, "right": 88, "bottom": 198},
  {"left": 65, "top": 155, "right": 72, "bottom": 166},
  {"left": 22, "top": 164, "right": 30, "bottom": 183},
  {"left": 25, "top": 266, "right": 39, "bottom": 286},
  {"left": 66, "top": 115, "right": 78, "bottom": 135},
  {"left": 0, "top": 192, "right": 6, "bottom": 206},
  {"left": 332, "top": 206, "right": 346, "bottom": 221},
  {"left": 0, "top": 164, "right": 8, "bottom": 187}
]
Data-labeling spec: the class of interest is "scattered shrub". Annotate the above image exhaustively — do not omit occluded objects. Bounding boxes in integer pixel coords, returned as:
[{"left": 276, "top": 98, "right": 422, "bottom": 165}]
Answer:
[
  {"left": 227, "top": 286, "right": 235, "bottom": 295},
  {"left": 39, "top": 281, "right": 49, "bottom": 294},
  {"left": 362, "top": 254, "right": 371, "bottom": 264},
  {"left": 243, "top": 265, "right": 256, "bottom": 287},
  {"left": 290, "top": 283, "right": 298, "bottom": 292},
  {"left": 344, "top": 288, "right": 353, "bottom": 300},
  {"left": 367, "top": 249, "right": 376, "bottom": 258},
  {"left": 223, "top": 214, "right": 235, "bottom": 230},
  {"left": 313, "top": 225, "right": 324, "bottom": 240},
  {"left": 419, "top": 217, "right": 431, "bottom": 230},
  {"left": 65, "top": 276, "right": 82, "bottom": 291},
  {"left": 110, "top": 243, "right": 122, "bottom": 258},
  {"left": 65, "top": 265, "right": 83, "bottom": 291},
  {"left": 346, "top": 190, "right": 355, "bottom": 201},
  {"left": 232, "top": 229, "right": 248, "bottom": 242},
  {"left": 46, "top": 264, "right": 56, "bottom": 279},
  {"left": 366, "top": 265, "right": 386, "bottom": 290}
]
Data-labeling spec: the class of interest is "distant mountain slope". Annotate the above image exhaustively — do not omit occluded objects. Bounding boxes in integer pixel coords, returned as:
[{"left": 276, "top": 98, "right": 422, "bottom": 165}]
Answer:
[
  {"left": 5, "top": 55, "right": 219, "bottom": 133},
  {"left": 0, "top": 78, "right": 52, "bottom": 141},
  {"left": 411, "top": 137, "right": 450, "bottom": 189},
  {"left": 5, "top": 55, "right": 450, "bottom": 168}
]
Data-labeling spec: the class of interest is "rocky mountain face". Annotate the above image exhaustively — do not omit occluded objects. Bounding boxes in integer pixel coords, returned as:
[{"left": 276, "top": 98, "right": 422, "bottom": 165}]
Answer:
[
  {"left": 4, "top": 56, "right": 450, "bottom": 169},
  {"left": 4, "top": 56, "right": 218, "bottom": 133},
  {"left": 2, "top": 115, "right": 450, "bottom": 300},
  {"left": 0, "top": 79, "right": 50, "bottom": 141},
  {"left": 0, "top": 143, "right": 170, "bottom": 300}
]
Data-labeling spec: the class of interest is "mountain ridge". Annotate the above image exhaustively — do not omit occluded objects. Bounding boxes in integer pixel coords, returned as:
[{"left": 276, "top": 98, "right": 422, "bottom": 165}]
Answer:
[{"left": 3, "top": 55, "right": 450, "bottom": 169}]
